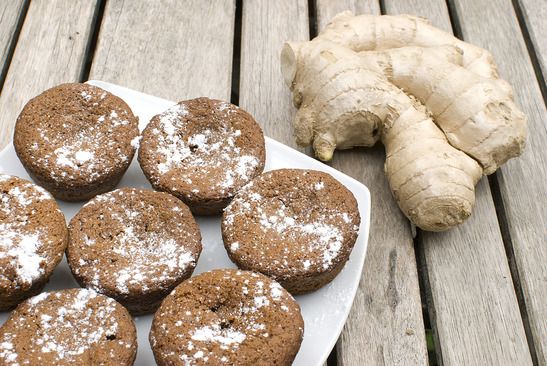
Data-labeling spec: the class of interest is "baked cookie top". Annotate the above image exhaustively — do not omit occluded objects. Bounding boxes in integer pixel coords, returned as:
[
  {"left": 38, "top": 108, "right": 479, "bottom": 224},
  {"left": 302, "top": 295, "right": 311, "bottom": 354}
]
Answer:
[
  {"left": 222, "top": 169, "right": 360, "bottom": 283},
  {"left": 0, "top": 288, "right": 137, "bottom": 366},
  {"left": 14, "top": 83, "right": 139, "bottom": 187},
  {"left": 150, "top": 269, "right": 304, "bottom": 366},
  {"left": 67, "top": 188, "right": 202, "bottom": 303},
  {"left": 0, "top": 174, "right": 66, "bottom": 296},
  {"left": 138, "top": 97, "right": 265, "bottom": 212}
]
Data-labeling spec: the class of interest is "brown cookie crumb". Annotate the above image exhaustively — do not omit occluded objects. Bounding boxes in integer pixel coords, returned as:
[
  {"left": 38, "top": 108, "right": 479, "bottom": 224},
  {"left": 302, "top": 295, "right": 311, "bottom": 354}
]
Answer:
[
  {"left": 138, "top": 97, "right": 265, "bottom": 215},
  {"left": 222, "top": 169, "right": 360, "bottom": 294}
]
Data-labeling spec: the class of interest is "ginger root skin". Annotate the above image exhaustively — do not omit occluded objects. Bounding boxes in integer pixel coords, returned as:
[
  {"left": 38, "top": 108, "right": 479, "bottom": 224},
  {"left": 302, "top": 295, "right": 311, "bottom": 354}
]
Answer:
[
  {"left": 362, "top": 46, "right": 527, "bottom": 174},
  {"left": 281, "top": 13, "right": 527, "bottom": 231},
  {"left": 282, "top": 42, "right": 384, "bottom": 161},
  {"left": 282, "top": 40, "right": 482, "bottom": 231},
  {"left": 319, "top": 12, "right": 499, "bottom": 78}
]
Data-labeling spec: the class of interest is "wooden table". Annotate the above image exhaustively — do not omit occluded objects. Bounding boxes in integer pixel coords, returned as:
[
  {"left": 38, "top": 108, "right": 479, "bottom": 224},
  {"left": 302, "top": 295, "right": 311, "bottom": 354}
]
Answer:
[{"left": 0, "top": 1, "right": 545, "bottom": 365}]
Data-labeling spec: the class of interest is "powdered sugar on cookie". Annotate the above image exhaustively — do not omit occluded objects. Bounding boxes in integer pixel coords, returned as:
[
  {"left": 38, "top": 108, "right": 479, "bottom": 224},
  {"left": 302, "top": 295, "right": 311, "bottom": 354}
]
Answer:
[
  {"left": 68, "top": 188, "right": 201, "bottom": 311},
  {"left": 151, "top": 102, "right": 259, "bottom": 193},
  {"left": 151, "top": 270, "right": 303, "bottom": 365},
  {"left": 0, "top": 289, "right": 134, "bottom": 365},
  {"left": 18, "top": 84, "right": 139, "bottom": 185},
  {"left": 222, "top": 169, "right": 360, "bottom": 282},
  {"left": 139, "top": 98, "right": 265, "bottom": 213},
  {"left": 0, "top": 176, "right": 59, "bottom": 286}
]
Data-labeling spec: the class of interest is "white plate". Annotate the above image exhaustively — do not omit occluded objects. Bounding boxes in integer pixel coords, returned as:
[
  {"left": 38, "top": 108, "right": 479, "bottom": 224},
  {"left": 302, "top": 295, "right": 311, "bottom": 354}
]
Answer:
[{"left": 0, "top": 81, "right": 370, "bottom": 366}]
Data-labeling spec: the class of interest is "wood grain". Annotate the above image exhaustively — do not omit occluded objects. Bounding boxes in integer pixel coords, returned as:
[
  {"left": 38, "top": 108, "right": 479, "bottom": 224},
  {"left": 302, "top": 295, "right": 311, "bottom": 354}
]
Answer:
[
  {"left": 331, "top": 148, "right": 429, "bottom": 366},
  {"left": 89, "top": 0, "right": 235, "bottom": 102},
  {"left": 0, "top": 0, "right": 98, "bottom": 150},
  {"left": 383, "top": 0, "right": 450, "bottom": 29},
  {"left": 0, "top": 0, "right": 25, "bottom": 85},
  {"left": 239, "top": 0, "right": 309, "bottom": 149},
  {"left": 517, "top": 0, "right": 547, "bottom": 78},
  {"left": 316, "top": 0, "right": 380, "bottom": 26},
  {"left": 315, "top": 2, "right": 429, "bottom": 365},
  {"left": 384, "top": 1, "right": 534, "bottom": 365},
  {"left": 451, "top": 0, "right": 547, "bottom": 363}
]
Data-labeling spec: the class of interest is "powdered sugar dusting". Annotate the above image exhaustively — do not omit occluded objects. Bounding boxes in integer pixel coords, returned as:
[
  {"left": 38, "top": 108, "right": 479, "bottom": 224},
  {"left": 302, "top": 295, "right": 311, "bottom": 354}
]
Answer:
[
  {"left": 226, "top": 196, "right": 349, "bottom": 270},
  {"left": 0, "top": 289, "right": 129, "bottom": 364},
  {"left": 28, "top": 292, "right": 50, "bottom": 305},
  {"left": 270, "top": 282, "right": 283, "bottom": 300},
  {"left": 130, "top": 135, "right": 141, "bottom": 149},
  {"left": 0, "top": 338, "right": 17, "bottom": 364},
  {"left": 220, "top": 155, "right": 260, "bottom": 189},
  {"left": 0, "top": 177, "right": 57, "bottom": 286},
  {"left": 223, "top": 170, "right": 359, "bottom": 272},
  {"left": 71, "top": 189, "right": 199, "bottom": 295},
  {"left": 145, "top": 99, "right": 262, "bottom": 195},
  {"left": 191, "top": 325, "right": 246, "bottom": 349},
  {"left": 80, "top": 91, "right": 92, "bottom": 102},
  {"left": 55, "top": 147, "right": 95, "bottom": 171},
  {"left": 30, "top": 86, "right": 137, "bottom": 183},
  {"left": 300, "top": 222, "right": 343, "bottom": 268},
  {"left": 153, "top": 270, "right": 300, "bottom": 364}
]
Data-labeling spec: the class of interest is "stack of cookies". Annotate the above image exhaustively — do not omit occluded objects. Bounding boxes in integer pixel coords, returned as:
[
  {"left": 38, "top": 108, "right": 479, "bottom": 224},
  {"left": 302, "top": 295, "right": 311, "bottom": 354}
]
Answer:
[{"left": 0, "top": 83, "right": 361, "bottom": 365}]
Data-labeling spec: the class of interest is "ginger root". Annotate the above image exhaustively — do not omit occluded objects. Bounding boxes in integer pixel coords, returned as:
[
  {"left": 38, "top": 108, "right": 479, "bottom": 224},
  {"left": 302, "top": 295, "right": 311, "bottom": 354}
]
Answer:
[
  {"left": 317, "top": 11, "right": 498, "bottom": 78},
  {"left": 280, "top": 13, "right": 527, "bottom": 231}
]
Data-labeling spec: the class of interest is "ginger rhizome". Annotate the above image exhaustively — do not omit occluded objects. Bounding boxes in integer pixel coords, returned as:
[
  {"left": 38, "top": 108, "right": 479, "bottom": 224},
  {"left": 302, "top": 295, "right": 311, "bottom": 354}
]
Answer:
[{"left": 280, "top": 12, "right": 526, "bottom": 231}]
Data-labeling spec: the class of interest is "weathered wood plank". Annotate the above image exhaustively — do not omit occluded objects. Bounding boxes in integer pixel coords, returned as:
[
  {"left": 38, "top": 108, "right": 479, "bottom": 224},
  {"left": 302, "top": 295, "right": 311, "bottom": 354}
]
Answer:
[
  {"left": 384, "top": 1, "right": 534, "bottom": 365},
  {"left": 316, "top": 0, "right": 380, "bottom": 25},
  {"left": 422, "top": 180, "right": 533, "bottom": 365},
  {"left": 89, "top": 0, "right": 235, "bottom": 102},
  {"left": 316, "top": 2, "right": 428, "bottom": 365},
  {"left": 451, "top": 0, "right": 547, "bottom": 364},
  {"left": 0, "top": 0, "right": 25, "bottom": 86},
  {"left": 0, "top": 0, "right": 98, "bottom": 150},
  {"left": 331, "top": 149, "right": 429, "bottom": 366},
  {"left": 239, "top": 0, "right": 309, "bottom": 149},
  {"left": 517, "top": 0, "right": 547, "bottom": 79},
  {"left": 384, "top": 0, "right": 450, "bottom": 30}
]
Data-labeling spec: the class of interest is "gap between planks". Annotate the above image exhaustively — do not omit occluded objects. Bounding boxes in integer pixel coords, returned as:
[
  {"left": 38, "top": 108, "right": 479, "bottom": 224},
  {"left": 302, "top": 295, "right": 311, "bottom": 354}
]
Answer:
[
  {"left": 511, "top": 0, "right": 547, "bottom": 99},
  {"left": 79, "top": 0, "right": 106, "bottom": 83},
  {"left": 230, "top": 0, "right": 243, "bottom": 105},
  {"left": 0, "top": 0, "right": 29, "bottom": 98}
]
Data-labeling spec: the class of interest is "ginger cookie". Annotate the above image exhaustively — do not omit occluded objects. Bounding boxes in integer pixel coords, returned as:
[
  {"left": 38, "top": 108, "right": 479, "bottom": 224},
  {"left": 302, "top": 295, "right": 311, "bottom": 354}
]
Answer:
[
  {"left": 138, "top": 98, "right": 265, "bottom": 215},
  {"left": 67, "top": 187, "right": 202, "bottom": 315},
  {"left": 222, "top": 169, "right": 360, "bottom": 294},
  {"left": 150, "top": 269, "right": 304, "bottom": 365},
  {"left": 0, "top": 288, "right": 137, "bottom": 365},
  {"left": 14, "top": 83, "right": 139, "bottom": 201},
  {"left": 0, "top": 174, "right": 67, "bottom": 310}
]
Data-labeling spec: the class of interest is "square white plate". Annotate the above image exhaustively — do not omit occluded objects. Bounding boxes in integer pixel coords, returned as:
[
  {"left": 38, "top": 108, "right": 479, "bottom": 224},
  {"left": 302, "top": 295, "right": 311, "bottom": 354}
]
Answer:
[{"left": 0, "top": 80, "right": 370, "bottom": 366}]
